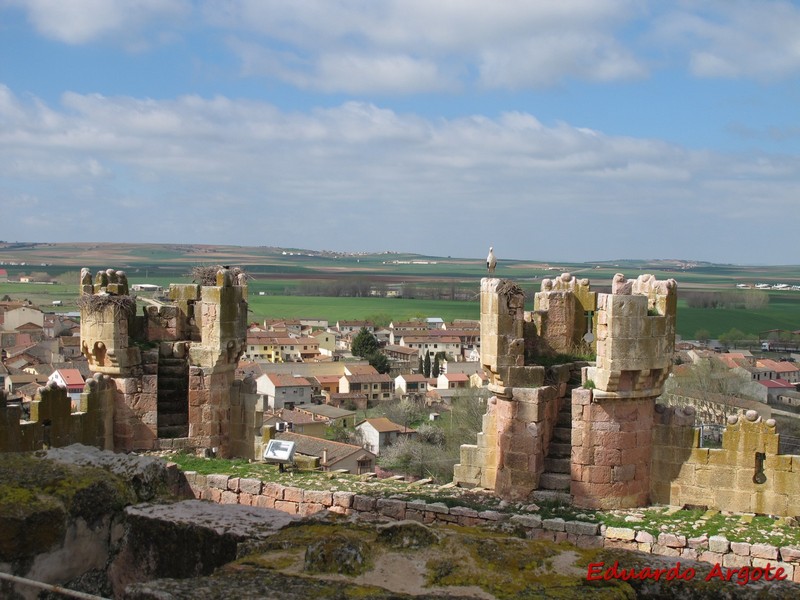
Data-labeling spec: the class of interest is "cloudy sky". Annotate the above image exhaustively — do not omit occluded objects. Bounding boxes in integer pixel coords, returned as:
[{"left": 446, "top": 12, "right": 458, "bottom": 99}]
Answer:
[{"left": 1, "top": 1, "right": 799, "bottom": 264}]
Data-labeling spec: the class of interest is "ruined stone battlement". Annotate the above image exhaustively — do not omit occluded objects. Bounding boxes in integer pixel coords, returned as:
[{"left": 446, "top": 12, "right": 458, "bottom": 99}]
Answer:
[
  {"left": 74, "top": 266, "right": 251, "bottom": 455},
  {"left": 588, "top": 273, "right": 677, "bottom": 399},
  {"left": 459, "top": 272, "right": 678, "bottom": 509}
]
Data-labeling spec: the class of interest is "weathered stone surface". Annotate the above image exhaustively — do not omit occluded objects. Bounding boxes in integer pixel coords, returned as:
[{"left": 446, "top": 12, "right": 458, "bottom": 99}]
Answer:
[
  {"left": 708, "top": 535, "right": 730, "bottom": 553},
  {"left": 604, "top": 526, "right": 636, "bottom": 541}
]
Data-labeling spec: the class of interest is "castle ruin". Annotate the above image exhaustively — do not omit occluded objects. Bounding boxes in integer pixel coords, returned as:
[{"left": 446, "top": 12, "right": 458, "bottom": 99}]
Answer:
[
  {"left": 74, "top": 266, "right": 258, "bottom": 457},
  {"left": 2, "top": 266, "right": 800, "bottom": 515},
  {"left": 454, "top": 272, "right": 678, "bottom": 508}
]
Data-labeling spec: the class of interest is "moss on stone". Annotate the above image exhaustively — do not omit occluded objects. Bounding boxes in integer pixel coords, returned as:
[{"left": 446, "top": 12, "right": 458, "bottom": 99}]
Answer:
[{"left": 0, "top": 451, "right": 135, "bottom": 562}]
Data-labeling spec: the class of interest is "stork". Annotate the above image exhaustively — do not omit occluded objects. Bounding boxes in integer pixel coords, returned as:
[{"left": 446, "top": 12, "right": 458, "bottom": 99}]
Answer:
[{"left": 487, "top": 246, "right": 496, "bottom": 273}]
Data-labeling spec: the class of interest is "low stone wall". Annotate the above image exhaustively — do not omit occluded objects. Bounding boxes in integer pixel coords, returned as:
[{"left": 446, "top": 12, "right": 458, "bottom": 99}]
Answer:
[
  {"left": 185, "top": 472, "right": 800, "bottom": 584},
  {"left": 0, "top": 378, "right": 114, "bottom": 453},
  {"left": 651, "top": 409, "right": 800, "bottom": 515}
]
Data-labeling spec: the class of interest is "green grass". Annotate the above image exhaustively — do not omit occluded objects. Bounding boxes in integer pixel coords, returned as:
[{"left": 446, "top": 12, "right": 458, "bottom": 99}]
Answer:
[
  {"left": 163, "top": 454, "right": 800, "bottom": 547},
  {"left": 676, "top": 295, "right": 800, "bottom": 339},
  {"left": 245, "top": 295, "right": 480, "bottom": 323}
]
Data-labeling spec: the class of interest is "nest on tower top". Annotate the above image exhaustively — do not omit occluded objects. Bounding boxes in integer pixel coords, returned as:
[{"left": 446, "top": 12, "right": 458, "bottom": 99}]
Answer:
[
  {"left": 190, "top": 265, "right": 247, "bottom": 286},
  {"left": 77, "top": 293, "right": 136, "bottom": 316}
]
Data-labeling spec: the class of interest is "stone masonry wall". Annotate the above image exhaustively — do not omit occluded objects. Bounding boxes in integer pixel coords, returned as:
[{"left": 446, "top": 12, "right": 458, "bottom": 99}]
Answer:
[
  {"left": 651, "top": 407, "right": 800, "bottom": 517},
  {"left": 571, "top": 387, "right": 654, "bottom": 509},
  {"left": 0, "top": 377, "right": 114, "bottom": 452},
  {"left": 661, "top": 388, "right": 771, "bottom": 426},
  {"left": 183, "top": 472, "right": 800, "bottom": 584},
  {"left": 571, "top": 274, "right": 677, "bottom": 510},
  {"left": 531, "top": 272, "right": 597, "bottom": 356}
]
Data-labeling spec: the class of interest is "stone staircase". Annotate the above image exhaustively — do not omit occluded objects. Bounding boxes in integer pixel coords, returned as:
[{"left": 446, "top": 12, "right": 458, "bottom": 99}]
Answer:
[
  {"left": 533, "top": 401, "right": 573, "bottom": 504},
  {"left": 157, "top": 357, "right": 189, "bottom": 438}
]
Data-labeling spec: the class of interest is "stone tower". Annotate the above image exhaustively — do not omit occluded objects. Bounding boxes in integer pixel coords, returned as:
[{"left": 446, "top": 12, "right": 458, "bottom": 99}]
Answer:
[
  {"left": 571, "top": 273, "right": 676, "bottom": 508},
  {"left": 454, "top": 272, "right": 676, "bottom": 508},
  {"left": 79, "top": 266, "right": 248, "bottom": 455}
]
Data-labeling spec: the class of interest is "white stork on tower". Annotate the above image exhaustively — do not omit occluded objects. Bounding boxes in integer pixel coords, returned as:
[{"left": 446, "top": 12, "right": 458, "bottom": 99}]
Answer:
[{"left": 487, "top": 246, "right": 497, "bottom": 273}]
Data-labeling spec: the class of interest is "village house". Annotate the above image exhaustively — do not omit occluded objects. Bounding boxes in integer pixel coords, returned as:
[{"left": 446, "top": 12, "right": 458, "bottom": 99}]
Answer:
[
  {"left": 335, "top": 320, "right": 374, "bottom": 335},
  {"left": 437, "top": 372, "right": 470, "bottom": 390},
  {"left": 356, "top": 417, "right": 415, "bottom": 455},
  {"left": 1, "top": 305, "right": 44, "bottom": 332},
  {"left": 311, "top": 374, "right": 341, "bottom": 395},
  {"left": 273, "top": 431, "right": 376, "bottom": 474},
  {"left": 394, "top": 373, "right": 428, "bottom": 397},
  {"left": 294, "top": 404, "right": 356, "bottom": 428},
  {"left": 383, "top": 344, "right": 419, "bottom": 363},
  {"left": 245, "top": 330, "right": 320, "bottom": 362},
  {"left": 397, "top": 333, "right": 462, "bottom": 361},
  {"left": 757, "top": 358, "right": 800, "bottom": 383},
  {"left": 312, "top": 330, "right": 337, "bottom": 356},
  {"left": 327, "top": 392, "right": 368, "bottom": 410},
  {"left": 256, "top": 373, "right": 313, "bottom": 410},
  {"left": 339, "top": 372, "right": 394, "bottom": 401},
  {"left": 264, "top": 408, "right": 327, "bottom": 438},
  {"left": 47, "top": 368, "right": 85, "bottom": 400}
]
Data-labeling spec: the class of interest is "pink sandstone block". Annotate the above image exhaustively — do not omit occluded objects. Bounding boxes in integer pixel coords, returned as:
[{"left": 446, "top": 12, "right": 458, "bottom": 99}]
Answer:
[
  {"left": 254, "top": 496, "right": 275, "bottom": 510},
  {"left": 261, "top": 482, "right": 284, "bottom": 499},
  {"left": 283, "top": 486, "right": 303, "bottom": 502},
  {"left": 299, "top": 503, "right": 326, "bottom": 517},
  {"left": 303, "top": 490, "right": 333, "bottom": 506},
  {"left": 274, "top": 500, "right": 298, "bottom": 514},
  {"left": 220, "top": 490, "right": 238, "bottom": 504}
]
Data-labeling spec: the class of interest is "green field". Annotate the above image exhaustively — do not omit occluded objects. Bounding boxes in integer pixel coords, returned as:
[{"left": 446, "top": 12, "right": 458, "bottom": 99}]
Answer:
[
  {"left": 245, "top": 295, "right": 481, "bottom": 324},
  {"left": 2, "top": 242, "right": 800, "bottom": 339}
]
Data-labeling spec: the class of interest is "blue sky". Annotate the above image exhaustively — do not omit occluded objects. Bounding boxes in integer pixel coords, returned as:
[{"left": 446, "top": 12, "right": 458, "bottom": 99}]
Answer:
[{"left": 1, "top": 1, "right": 799, "bottom": 264}]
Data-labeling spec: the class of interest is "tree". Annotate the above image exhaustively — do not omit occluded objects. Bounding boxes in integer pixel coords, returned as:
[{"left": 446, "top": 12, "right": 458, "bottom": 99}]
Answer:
[
  {"left": 695, "top": 329, "right": 711, "bottom": 345},
  {"left": 432, "top": 354, "right": 440, "bottom": 378},
  {"left": 351, "top": 327, "right": 378, "bottom": 357},
  {"left": 718, "top": 328, "right": 747, "bottom": 349},
  {"left": 366, "top": 351, "right": 390, "bottom": 374},
  {"left": 423, "top": 353, "right": 431, "bottom": 378},
  {"left": 418, "top": 356, "right": 424, "bottom": 374}
]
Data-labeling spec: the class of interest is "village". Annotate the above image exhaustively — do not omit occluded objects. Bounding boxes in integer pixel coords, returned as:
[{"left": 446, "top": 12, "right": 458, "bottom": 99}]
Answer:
[{"left": 2, "top": 268, "right": 800, "bottom": 480}]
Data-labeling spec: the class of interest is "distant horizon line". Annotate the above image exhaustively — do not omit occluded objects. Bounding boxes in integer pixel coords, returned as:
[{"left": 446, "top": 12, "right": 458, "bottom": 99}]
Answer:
[{"left": 0, "top": 240, "right": 796, "bottom": 269}]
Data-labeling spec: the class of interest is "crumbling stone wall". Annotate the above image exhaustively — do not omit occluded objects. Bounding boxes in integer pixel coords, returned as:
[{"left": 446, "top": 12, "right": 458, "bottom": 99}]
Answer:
[
  {"left": 75, "top": 266, "right": 249, "bottom": 457},
  {"left": 571, "top": 273, "right": 677, "bottom": 509},
  {"left": 0, "top": 377, "right": 114, "bottom": 453},
  {"left": 652, "top": 407, "right": 800, "bottom": 516},
  {"left": 455, "top": 276, "right": 593, "bottom": 500},
  {"left": 661, "top": 388, "right": 771, "bottom": 425},
  {"left": 457, "top": 273, "right": 677, "bottom": 509},
  {"left": 530, "top": 272, "right": 596, "bottom": 356}
]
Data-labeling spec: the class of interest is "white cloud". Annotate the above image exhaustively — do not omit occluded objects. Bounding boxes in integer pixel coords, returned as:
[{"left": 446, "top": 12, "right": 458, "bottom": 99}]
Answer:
[
  {"left": 1, "top": 85, "right": 798, "bottom": 262},
  {"left": 209, "top": 0, "right": 647, "bottom": 92},
  {"left": 8, "top": 0, "right": 190, "bottom": 45},
  {"left": 654, "top": 1, "right": 800, "bottom": 80}
]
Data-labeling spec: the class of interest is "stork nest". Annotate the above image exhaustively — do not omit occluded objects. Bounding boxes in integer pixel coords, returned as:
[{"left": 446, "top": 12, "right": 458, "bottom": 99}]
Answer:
[
  {"left": 77, "top": 293, "right": 136, "bottom": 316},
  {"left": 496, "top": 280, "right": 524, "bottom": 297},
  {"left": 190, "top": 265, "right": 247, "bottom": 286}
]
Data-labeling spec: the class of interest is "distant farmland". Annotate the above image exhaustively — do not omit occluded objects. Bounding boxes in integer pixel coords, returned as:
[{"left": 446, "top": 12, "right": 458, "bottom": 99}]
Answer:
[{"left": 2, "top": 242, "right": 800, "bottom": 340}]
